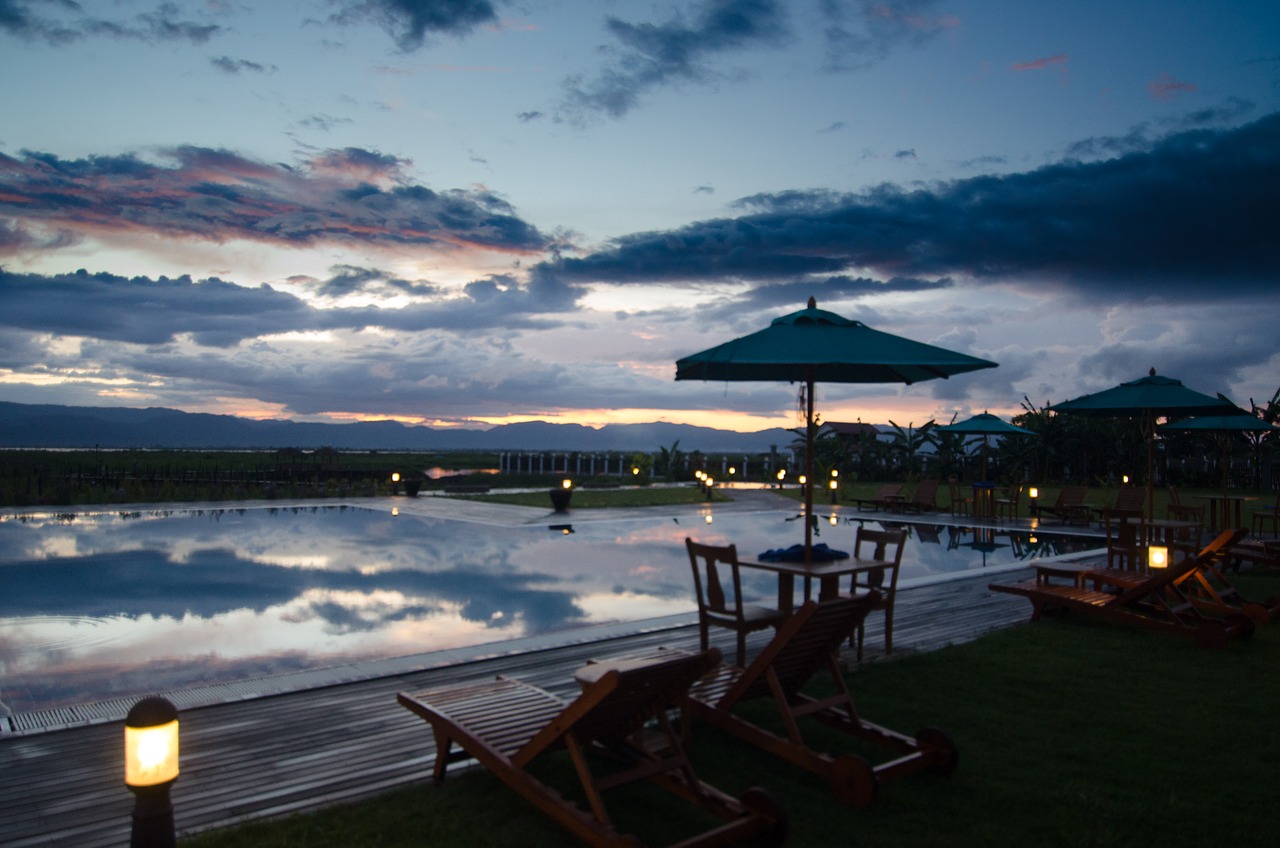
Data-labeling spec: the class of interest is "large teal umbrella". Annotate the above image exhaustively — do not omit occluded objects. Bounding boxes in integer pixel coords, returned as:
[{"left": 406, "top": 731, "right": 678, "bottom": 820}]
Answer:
[
  {"left": 1049, "top": 369, "right": 1237, "bottom": 518},
  {"left": 676, "top": 297, "right": 997, "bottom": 561},
  {"left": 1162, "top": 413, "right": 1278, "bottom": 529},
  {"left": 937, "top": 412, "right": 1034, "bottom": 481}
]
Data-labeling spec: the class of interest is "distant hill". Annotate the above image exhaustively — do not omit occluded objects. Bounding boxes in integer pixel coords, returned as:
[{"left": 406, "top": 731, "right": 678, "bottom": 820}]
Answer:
[{"left": 0, "top": 401, "right": 795, "bottom": 453}]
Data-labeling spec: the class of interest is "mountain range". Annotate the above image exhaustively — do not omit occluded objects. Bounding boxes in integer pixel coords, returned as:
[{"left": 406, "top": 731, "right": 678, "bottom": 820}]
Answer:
[{"left": 0, "top": 401, "right": 796, "bottom": 453}]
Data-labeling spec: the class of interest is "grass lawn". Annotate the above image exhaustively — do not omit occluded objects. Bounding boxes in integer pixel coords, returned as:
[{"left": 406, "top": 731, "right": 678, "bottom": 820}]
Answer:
[{"left": 182, "top": 572, "right": 1280, "bottom": 848}]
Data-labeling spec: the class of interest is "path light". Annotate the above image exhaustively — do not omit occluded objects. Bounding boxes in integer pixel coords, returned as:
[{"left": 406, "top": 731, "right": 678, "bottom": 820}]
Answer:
[
  {"left": 562, "top": 478, "right": 573, "bottom": 489},
  {"left": 390, "top": 471, "right": 401, "bottom": 495},
  {"left": 829, "top": 476, "right": 839, "bottom": 505},
  {"left": 1148, "top": 545, "right": 1168, "bottom": 569},
  {"left": 125, "top": 695, "right": 179, "bottom": 848},
  {"left": 1122, "top": 474, "right": 1129, "bottom": 485},
  {"left": 705, "top": 514, "right": 713, "bottom": 524},
  {"left": 1028, "top": 487, "right": 1039, "bottom": 517}
]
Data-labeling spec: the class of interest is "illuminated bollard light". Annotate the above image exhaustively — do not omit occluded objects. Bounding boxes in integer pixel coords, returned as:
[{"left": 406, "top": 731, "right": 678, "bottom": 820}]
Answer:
[{"left": 125, "top": 695, "right": 180, "bottom": 848}]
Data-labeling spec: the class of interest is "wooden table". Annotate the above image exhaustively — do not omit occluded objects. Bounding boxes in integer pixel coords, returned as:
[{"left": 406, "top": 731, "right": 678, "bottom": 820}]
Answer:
[
  {"left": 1193, "top": 494, "right": 1251, "bottom": 534},
  {"left": 970, "top": 483, "right": 996, "bottom": 519},
  {"left": 740, "top": 555, "right": 892, "bottom": 614}
]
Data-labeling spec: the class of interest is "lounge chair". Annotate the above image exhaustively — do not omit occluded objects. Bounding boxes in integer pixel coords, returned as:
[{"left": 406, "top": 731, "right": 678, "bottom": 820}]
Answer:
[
  {"left": 677, "top": 596, "right": 958, "bottom": 809},
  {"left": 902, "top": 479, "right": 943, "bottom": 513},
  {"left": 1090, "top": 485, "right": 1145, "bottom": 523},
  {"left": 1037, "top": 485, "right": 1091, "bottom": 525},
  {"left": 397, "top": 648, "right": 787, "bottom": 848},
  {"left": 1173, "top": 529, "right": 1280, "bottom": 625},
  {"left": 850, "top": 483, "right": 904, "bottom": 512},
  {"left": 989, "top": 528, "right": 1255, "bottom": 648}
]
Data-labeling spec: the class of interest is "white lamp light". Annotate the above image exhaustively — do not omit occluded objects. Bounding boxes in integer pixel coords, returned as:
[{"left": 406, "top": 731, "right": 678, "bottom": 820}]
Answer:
[
  {"left": 1149, "top": 545, "right": 1168, "bottom": 569},
  {"left": 125, "top": 696, "right": 179, "bottom": 848}
]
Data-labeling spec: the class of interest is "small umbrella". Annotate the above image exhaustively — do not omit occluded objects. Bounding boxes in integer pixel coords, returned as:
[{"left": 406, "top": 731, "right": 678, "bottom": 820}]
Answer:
[
  {"left": 1161, "top": 413, "right": 1278, "bottom": 530},
  {"left": 676, "top": 297, "right": 997, "bottom": 562},
  {"left": 937, "top": 411, "right": 1034, "bottom": 481},
  {"left": 1049, "top": 369, "right": 1236, "bottom": 518}
]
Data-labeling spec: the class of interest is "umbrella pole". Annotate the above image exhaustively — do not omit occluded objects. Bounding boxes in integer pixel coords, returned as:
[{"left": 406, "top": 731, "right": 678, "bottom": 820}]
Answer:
[{"left": 804, "top": 374, "right": 815, "bottom": 565}]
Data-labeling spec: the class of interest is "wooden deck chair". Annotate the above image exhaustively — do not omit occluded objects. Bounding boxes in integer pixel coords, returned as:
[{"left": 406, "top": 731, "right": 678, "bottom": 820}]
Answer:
[
  {"left": 1167, "top": 485, "right": 1206, "bottom": 525},
  {"left": 1037, "top": 485, "right": 1091, "bottom": 525},
  {"left": 994, "top": 483, "right": 1022, "bottom": 521},
  {"left": 1092, "top": 486, "right": 1145, "bottom": 523},
  {"left": 847, "top": 527, "right": 907, "bottom": 661},
  {"left": 1101, "top": 508, "right": 1144, "bottom": 572},
  {"left": 989, "top": 529, "right": 1255, "bottom": 648},
  {"left": 677, "top": 597, "right": 958, "bottom": 809},
  {"left": 1252, "top": 491, "right": 1280, "bottom": 536},
  {"left": 397, "top": 648, "right": 787, "bottom": 848},
  {"left": 1172, "top": 529, "right": 1280, "bottom": 625},
  {"left": 946, "top": 479, "right": 972, "bottom": 516},
  {"left": 851, "top": 483, "right": 904, "bottom": 512},
  {"left": 686, "top": 538, "right": 786, "bottom": 668},
  {"left": 903, "top": 479, "right": 942, "bottom": 513}
]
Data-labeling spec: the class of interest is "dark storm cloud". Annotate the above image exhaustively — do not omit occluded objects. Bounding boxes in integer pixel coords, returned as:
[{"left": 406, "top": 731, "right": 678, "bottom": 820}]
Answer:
[
  {"left": 0, "top": 0, "right": 221, "bottom": 45},
  {"left": 559, "top": 0, "right": 789, "bottom": 121},
  {"left": 0, "top": 266, "right": 582, "bottom": 348},
  {"left": 0, "top": 145, "right": 551, "bottom": 254},
  {"left": 328, "top": 0, "right": 497, "bottom": 51},
  {"left": 819, "top": 0, "right": 959, "bottom": 73},
  {"left": 541, "top": 113, "right": 1280, "bottom": 298}
]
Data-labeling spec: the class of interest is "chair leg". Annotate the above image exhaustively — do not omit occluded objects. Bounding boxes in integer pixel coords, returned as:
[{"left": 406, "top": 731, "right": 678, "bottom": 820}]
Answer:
[
  {"left": 736, "top": 632, "right": 747, "bottom": 669},
  {"left": 699, "top": 621, "right": 709, "bottom": 652},
  {"left": 883, "top": 607, "right": 894, "bottom": 655}
]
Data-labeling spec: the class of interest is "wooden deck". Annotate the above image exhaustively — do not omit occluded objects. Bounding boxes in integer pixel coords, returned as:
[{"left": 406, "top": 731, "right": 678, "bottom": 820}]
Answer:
[{"left": 0, "top": 556, "right": 1099, "bottom": 848}]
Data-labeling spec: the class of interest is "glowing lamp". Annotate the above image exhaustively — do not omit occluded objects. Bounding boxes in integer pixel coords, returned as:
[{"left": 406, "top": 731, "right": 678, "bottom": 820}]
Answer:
[
  {"left": 798, "top": 475, "right": 807, "bottom": 486},
  {"left": 829, "top": 514, "right": 838, "bottom": 526},
  {"left": 561, "top": 478, "right": 572, "bottom": 489},
  {"left": 829, "top": 479, "right": 838, "bottom": 490},
  {"left": 1123, "top": 475, "right": 1129, "bottom": 484},
  {"left": 728, "top": 466, "right": 736, "bottom": 476},
  {"left": 1149, "top": 545, "right": 1168, "bottom": 569},
  {"left": 391, "top": 472, "right": 400, "bottom": 483},
  {"left": 705, "top": 514, "right": 713, "bottom": 524},
  {"left": 632, "top": 466, "right": 640, "bottom": 475},
  {"left": 125, "top": 696, "right": 179, "bottom": 848},
  {"left": 1028, "top": 487, "right": 1038, "bottom": 500},
  {"left": 831, "top": 469, "right": 839, "bottom": 478}
]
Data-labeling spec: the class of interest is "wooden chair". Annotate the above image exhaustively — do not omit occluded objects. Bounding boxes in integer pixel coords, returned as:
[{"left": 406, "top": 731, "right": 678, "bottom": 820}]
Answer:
[
  {"left": 989, "top": 528, "right": 1255, "bottom": 648},
  {"left": 686, "top": 538, "right": 786, "bottom": 668},
  {"left": 1167, "top": 485, "right": 1206, "bottom": 524},
  {"left": 397, "top": 649, "right": 787, "bottom": 848},
  {"left": 851, "top": 483, "right": 904, "bottom": 511},
  {"left": 947, "top": 479, "right": 972, "bottom": 516},
  {"left": 1101, "top": 508, "right": 1144, "bottom": 572},
  {"left": 903, "top": 479, "right": 943, "bottom": 513},
  {"left": 1252, "top": 491, "right": 1280, "bottom": 536},
  {"left": 846, "top": 527, "right": 907, "bottom": 661},
  {"left": 1038, "top": 485, "right": 1091, "bottom": 524},
  {"left": 994, "top": 483, "right": 1022, "bottom": 521},
  {"left": 677, "top": 597, "right": 958, "bottom": 809}
]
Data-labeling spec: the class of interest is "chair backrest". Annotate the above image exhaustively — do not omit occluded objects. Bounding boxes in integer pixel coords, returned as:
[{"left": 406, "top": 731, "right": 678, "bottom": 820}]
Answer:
[
  {"left": 853, "top": 527, "right": 907, "bottom": 591},
  {"left": 1055, "top": 485, "right": 1087, "bottom": 508},
  {"left": 686, "top": 537, "right": 744, "bottom": 617},
  {"left": 911, "top": 479, "right": 940, "bottom": 506},
  {"left": 1168, "top": 485, "right": 1184, "bottom": 507},
  {"left": 1103, "top": 508, "right": 1143, "bottom": 567},
  {"left": 520, "top": 648, "right": 723, "bottom": 760},
  {"left": 1001, "top": 483, "right": 1022, "bottom": 505},
  {"left": 1111, "top": 486, "right": 1145, "bottom": 515},
  {"left": 716, "top": 597, "right": 878, "bottom": 709}
]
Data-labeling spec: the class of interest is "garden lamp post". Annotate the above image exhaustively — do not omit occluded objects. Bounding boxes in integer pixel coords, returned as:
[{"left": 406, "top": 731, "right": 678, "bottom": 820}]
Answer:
[{"left": 125, "top": 695, "right": 179, "bottom": 848}]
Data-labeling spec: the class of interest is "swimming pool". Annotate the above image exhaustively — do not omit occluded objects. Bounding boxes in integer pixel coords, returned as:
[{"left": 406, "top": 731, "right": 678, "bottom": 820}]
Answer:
[{"left": 0, "top": 505, "right": 1099, "bottom": 715}]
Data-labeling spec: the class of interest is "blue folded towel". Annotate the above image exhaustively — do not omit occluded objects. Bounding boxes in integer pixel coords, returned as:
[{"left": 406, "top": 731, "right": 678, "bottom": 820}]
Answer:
[{"left": 756, "top": 543, "right": 849, "bottom": 562}]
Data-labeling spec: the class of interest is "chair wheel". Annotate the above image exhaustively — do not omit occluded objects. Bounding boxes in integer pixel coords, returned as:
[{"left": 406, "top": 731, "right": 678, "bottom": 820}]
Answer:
[
  {"left": 830, "top": 754, "right": 877, "bottom": 809},
  {"left": 916, "top": 726, "right": 959, "bottom": 775},
  {"left": 741, "top": 786, "right": 789, "bottom": 844}
]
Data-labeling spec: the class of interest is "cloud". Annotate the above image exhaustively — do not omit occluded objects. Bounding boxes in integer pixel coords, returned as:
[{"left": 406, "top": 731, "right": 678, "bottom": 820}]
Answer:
[
  {"left": 328, "top": 0, "right": 497, "bottom": 51},
  {"left": 1148, "top": 71, "right": 1196, "bottom": 100},
  {"left": 0, "top": 145, "right": 552, "bottom": 256},
  {"left": 0, "top": 0, "right": 222, "bottom": 45},
  {"left": 1010, "top": 53, "right": 1068, "bottom": 73},
  {"left": 542, "top": 113, "right": 1280, "bottom": 298},
  {"left": 210, "top": 55, "right": 275, "bottom": 74},
  {"left": 558, "top": 0, "right": 790, "bottom": 121},
  {"left": 820, "top": 0, "right": 959, "bottom": 73}
]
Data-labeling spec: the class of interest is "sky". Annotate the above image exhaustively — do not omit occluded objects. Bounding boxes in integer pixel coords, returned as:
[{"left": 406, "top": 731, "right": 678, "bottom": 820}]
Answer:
[{"left": 1, "top": 0, "right": 1278, "bottom": 436}]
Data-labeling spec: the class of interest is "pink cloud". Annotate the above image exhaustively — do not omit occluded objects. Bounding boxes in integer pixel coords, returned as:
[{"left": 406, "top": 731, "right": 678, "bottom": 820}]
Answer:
[
  {"left": 1148, "top": 72, "right": 1197, "bottom": 100},
  {"left": 1011, "top": 53, "right": 1068, "bottom": 73}
]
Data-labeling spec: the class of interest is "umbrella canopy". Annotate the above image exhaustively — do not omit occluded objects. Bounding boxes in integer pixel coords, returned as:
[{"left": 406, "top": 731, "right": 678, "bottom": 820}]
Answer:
[
  {"left": 1162, "top": 413, "right": 1278, "bottom": 529},
  {"left": 1049, "top": 369, "right": 1237, "bottom": 517},
  {"left": 676, "top": 297, "right": 997, "bottom": 561},
  {"left": 937, "top": 412, "right": 1035, "bottom": 481}
]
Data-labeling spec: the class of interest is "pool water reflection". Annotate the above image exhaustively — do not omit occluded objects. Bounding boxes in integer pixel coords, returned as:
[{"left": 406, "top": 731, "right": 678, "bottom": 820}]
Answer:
[{"left": 0, "top": 505, "right": 1098, "bottom": 714}]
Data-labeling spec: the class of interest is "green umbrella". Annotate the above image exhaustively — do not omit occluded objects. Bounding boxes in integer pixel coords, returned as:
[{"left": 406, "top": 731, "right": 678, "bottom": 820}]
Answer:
[
  {"left": 1049, "top": 369, "right": 1237, "bottom": 518},
  {"left": 676, "top": 297, "right": 997, "bottom": 562},
  {"left": 1162, "top": 413, "right": 1278, "bottom": 529},
  {"left": 937, "top": 412, "right": 1034, "bottom": 481}
]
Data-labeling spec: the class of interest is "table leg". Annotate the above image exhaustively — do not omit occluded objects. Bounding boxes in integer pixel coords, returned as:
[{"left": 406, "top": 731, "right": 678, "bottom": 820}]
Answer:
[{"left": 776, "top": 573, "right": 795, "bottom": 614}]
